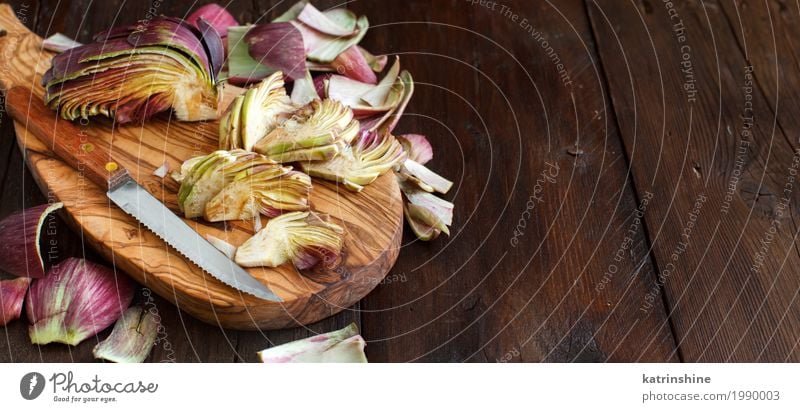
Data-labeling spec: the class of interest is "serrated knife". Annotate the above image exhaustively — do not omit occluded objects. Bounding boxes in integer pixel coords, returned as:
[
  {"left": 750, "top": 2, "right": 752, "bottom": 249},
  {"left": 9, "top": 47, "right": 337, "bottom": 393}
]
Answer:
[{"left": 5, "top": 86, "right": 281, "bottom": 301}]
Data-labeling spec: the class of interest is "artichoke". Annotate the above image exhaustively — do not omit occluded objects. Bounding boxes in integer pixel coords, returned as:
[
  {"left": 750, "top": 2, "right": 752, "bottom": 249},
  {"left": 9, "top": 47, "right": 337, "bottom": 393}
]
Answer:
[
  {"left": 219, "top": 72, "right": 295, "bottom": 151},
  {"left": 300, "top": 130, "right": 405, "bottom": 192},
  {"left": 204, "top": 167, "right": 312, "bottom": 222},
  {"left": 43, "top": 17, "right": 224, "bottom": 123},
  {"left": 253, "top": 99, "right": 359, "bottom": 163},
  {"left": 235, "top": 212, "right": 343, "bottom": 270},
  {"left": 177, "top": 150, "right": 273, "bottom": 218},
  {"left": 177, "top": 149, "right": 312, "bottom": 221},
  {"left": 177, "top": 150, "right": 240, "bottom": 218}
]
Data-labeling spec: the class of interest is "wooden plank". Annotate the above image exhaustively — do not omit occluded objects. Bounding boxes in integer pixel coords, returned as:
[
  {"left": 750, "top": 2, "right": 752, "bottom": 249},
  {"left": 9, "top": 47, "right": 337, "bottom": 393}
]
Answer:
[
  {"left": 352, "top": 0, "right": 677, "bottom": 362},
  {"left": 715, "top": 3, "right": 800, "bottom": 174},
  {"left": 711, "top": 0, "right": 800, "bottom": 362},
  {"left": 587, "top": 0, "right": 800, "bottom": 361}
]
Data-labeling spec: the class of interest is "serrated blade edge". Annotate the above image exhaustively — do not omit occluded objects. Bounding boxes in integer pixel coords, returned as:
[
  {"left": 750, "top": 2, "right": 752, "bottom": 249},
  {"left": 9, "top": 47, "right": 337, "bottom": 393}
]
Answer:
[{"left": 107, "top": 178, "right": 281, "bottom": 302}]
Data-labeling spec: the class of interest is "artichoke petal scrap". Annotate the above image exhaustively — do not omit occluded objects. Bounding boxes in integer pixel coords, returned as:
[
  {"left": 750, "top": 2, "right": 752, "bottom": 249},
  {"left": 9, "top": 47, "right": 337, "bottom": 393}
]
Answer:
[
  {"left": 245, "top": 22, "right": 307, "bottom": 81},
  {"left": 0, "top": 277, "right": 31, "bottom": 326},
  {"left": 401, "top": 159, "right": 453, "bottom": 195},
  {"left": 235, "top": 211, "right": 344, "bottom": 270},
  {"left": 186, "top": 3, "right": 238, "bottom": 38},
  {"left": 291, "top": 69, "right": 320, "bottom": 105},
  {"left": 93, "top": 306, "right": 159, "bottom": 363},
  {"left": 399, "top": 180, "right": 454, "bottom": 241},
  {"left": 226, "top": 1, "right": 384, "bottom": 85},
  {"left": 257, "top": 323, "right": 367, "bottom": 363},
  {"left": 324, "top": 58, "right": 416, "bottom": 134},
  {"left": 177, "top": 150, "right": 312, "bottom": 222},
  {"left": 43, "top": 17, "right": 224, "bottom": 123},
  {"left": 26, "top": 258, "right": 135, "bottom": 346},
  {"left": 254, "top": 98, "right": 359, "bottom": 163},
  {"left": 397, "top": 134, "right": 433, "bottom": 165},
  {"left": 301, "top": 130, "right": 406, "bottom": 192},
  {"left": 393, "top": 133, "right": 455, "bottom": 241},
  {"left": 42, "top": 33, "right": 82, "bottom": 53}
]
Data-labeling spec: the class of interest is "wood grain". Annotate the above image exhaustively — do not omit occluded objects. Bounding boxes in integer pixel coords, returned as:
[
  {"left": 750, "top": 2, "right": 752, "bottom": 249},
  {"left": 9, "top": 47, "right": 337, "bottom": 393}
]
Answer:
[
  {"left": 353, "top": 0, "right": 678, "bottom": 362},
  {"left": 3, "top": 0, "right": 799, "bottom": 363},
  {"left": 587, "top": 0, "right": 800, "bottom": 361},
  {"left": 0, "top": 3, "right": 403, "bottom": 331}
]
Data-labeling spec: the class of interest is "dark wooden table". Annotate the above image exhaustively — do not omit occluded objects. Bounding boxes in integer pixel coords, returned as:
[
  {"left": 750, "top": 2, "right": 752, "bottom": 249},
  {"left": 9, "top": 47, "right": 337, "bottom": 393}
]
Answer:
[{"left": 1, "top": 0, "right": 799, "bottom": 362}]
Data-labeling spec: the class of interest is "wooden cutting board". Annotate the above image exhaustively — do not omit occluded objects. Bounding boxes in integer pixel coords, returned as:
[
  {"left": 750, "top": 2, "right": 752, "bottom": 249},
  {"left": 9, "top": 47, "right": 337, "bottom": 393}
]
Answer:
[{"left": 0, "top": 4, "right": 402, "bottom": 330}]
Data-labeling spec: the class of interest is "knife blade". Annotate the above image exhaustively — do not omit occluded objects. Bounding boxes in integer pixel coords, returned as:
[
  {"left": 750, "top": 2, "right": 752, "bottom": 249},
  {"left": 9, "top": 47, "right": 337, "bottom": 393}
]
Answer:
[
  {"left": 107, "top": 178, "right": 281, "bottom": 301},
  {"left": 5, "top": 86, "right": 281, "bottom": 302}
]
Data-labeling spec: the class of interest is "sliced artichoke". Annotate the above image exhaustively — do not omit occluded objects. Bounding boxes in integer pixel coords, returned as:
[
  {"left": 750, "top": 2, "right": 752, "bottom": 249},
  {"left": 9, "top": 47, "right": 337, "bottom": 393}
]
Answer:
[
  {"left": 177, "top": 150, "right": 274, "bottom": 218},
  {"left": 43, "top": 17, "right": 224, "bottom": 123},
  {"left": 235, "top": 212, "right": 344, "bottom": 270},
  {"left": 171, "top": 154, "right": 205, "bottom": 183},
  {"left": 204, "top": 167, "right": 312, "bottom": 222},
  {"left": 219, "top": 95, "right": 244, "bottom": 150},
  {"left": 300, "top": 130, "right": 406, "bottom": 192},
  {"left": 218, "top": 72, "right": 295, "bottom": 151},
  {"left": 253, "top": 99, "right": 359, "bottom": 163}
]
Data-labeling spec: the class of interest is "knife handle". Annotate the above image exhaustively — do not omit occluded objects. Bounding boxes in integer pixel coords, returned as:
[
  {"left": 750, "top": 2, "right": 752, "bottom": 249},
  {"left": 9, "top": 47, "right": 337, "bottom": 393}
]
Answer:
[{"left": 4, "top": 86, "right": 130, "bottom": 190}]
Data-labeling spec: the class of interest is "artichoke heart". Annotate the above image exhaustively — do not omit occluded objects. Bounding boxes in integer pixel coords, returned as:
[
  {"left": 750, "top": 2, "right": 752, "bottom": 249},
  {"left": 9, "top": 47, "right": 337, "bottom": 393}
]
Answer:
[
  {"left": 300, "top": 130, "right": 406, "bottom": 192},
  {"left": 219, "top": 72, "right": 295, "bottom": 151},
  {"left": 43, "top": 17, "right": 224, "bottom": 123},
  {"left": 253, "top": 98, "right": 359, "bottom": 163},
  {"left": 204, "top": 167, "right": 312, "bottom": 222},
  {"left": 235, "top": 212, "right": 344, "bottom": 270}
]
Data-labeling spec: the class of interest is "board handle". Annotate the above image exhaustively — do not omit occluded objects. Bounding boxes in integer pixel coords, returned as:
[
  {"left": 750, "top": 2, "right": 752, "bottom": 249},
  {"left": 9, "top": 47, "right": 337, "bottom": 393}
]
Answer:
[{"left": 3, "top": 86, "right": 130, "bottom": 190}]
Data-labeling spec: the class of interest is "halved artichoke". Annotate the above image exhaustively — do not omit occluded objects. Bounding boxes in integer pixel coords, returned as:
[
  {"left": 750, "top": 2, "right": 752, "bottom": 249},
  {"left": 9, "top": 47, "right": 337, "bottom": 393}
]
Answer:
[
  {"left": 300, "top": 130, "right": 406, "bottom": 192},
  {"left": 43, "top": 17, "right": 224, "bottom": 123},
  {"left": 204, "top": 167, "right": 312, "bottom": 222},
  {"left": 253, "top": 99, "right": 359, "bottom": 163},
  {"left": 219, "top": 72, "right": 296, "bottom": 151},
  {"left": 235, "top": 212, "right": 344, "bottom": 270},
  {"left": 177, "top": 150, "right": 274, "bottom": 218}
]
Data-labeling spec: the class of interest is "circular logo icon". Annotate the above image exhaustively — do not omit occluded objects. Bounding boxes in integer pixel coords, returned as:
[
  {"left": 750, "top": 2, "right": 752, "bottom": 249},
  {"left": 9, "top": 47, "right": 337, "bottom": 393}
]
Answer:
[{"left": 20, "top": 372, "right": 45, "bottom": 400}]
